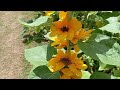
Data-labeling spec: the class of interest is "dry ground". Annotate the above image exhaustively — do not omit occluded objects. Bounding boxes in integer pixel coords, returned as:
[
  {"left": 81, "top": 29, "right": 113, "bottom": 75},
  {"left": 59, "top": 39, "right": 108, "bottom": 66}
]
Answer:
[{"left": 0, "top": 11, "right": 36, "bottom": 79}]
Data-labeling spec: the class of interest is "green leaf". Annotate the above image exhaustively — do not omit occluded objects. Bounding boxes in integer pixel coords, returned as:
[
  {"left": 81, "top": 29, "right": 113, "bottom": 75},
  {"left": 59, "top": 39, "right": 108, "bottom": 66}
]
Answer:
[
  {"left": 97, "top": 11, "right": 120, "bottom": 19},
  {"left": 33, "top": 65, "right": 60, "bottom": 79},
  {"left": 99, "top": 62, "right": 115, "bottom": 71},
  {"left": 81, "top": 70, "right": 91, "bottom": 79},
  {"left": 113, "top": 70, "right": 120, "bottom": 77},
  {"left": 25, "top": 43, "right": 57, "bottom": 66},
  {"left": 19, "top": 16, "right": 49, "bottom": 27},
  {"left": 78, "top": 33, "right": 120, "bottom": 66},
  {"left": 25, "top": 44, "right": 48, "bottom": 66},
  {"left": 106, "top": 17, "right": 119, "bottom": 23},
  {"left": 98, "top": 61, "right": 107, "bottom": 70},
  {"left": 28, "top": 66, "right": 40, "bottom": 79},
  {"left": 100, "top": 22, "right": 120, "bottom": 33},
  {"left": 47, "top": 44, "right": 57, "bottom": 61},
  {"left": 78, "top": 33, "right": 112, "bottom": 61},
  {"left": 96, "top": 42, "right": 120, "bottom": 66},
  {"left": 111, "top": 75, "right": 120, "bottom": 79},
  {"left": 90, "top": 72, "right": 111, "bottom": 79},
  {"left": 99, "top": 16, "right": 120, "bottom": 33}
]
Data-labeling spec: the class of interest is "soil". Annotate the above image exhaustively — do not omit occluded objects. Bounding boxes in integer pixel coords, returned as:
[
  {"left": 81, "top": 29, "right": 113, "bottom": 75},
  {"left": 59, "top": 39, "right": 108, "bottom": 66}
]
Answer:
[{"left": 0, "top": 11, "right": 36, "bottom": 79}]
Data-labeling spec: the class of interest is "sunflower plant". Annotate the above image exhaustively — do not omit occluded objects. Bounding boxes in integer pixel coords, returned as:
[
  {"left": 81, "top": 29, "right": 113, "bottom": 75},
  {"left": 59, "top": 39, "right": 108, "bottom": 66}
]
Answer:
[{"left": 20, "top": 11, "right": 120, "bottom": 79}]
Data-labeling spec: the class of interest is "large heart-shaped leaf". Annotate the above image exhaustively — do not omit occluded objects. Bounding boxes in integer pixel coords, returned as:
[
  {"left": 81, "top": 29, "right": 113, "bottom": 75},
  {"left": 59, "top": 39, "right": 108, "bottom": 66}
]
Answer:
[
  {"left": 99, "top": 16, "right": 120, "bottom": 33},
  {"left": 25, "top": 44, "right": 57, "bottom": 66},
  {"left": 100, "top": 22, "right": 120, "bottom": 33},
  {"left": 90, "top": 72, "right": 111, "bottom": 79},
  {"left": 78, "top": 33, "right": 120, "bottom": 66},
  {"left": 19, "top": 16, "right": 49, "bottom": 27},
  {"left": 28, "top": 67, "right": 40, "bottom": 79},
  {"left": 33, "top": 65, "right": 60, "bottom": 79}
]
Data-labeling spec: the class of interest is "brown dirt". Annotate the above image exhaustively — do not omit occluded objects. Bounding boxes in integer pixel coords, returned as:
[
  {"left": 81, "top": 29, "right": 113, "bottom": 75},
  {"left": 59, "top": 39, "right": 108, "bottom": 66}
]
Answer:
[{"left": 0, "top": 11, "right": 36, "bottom": 79}]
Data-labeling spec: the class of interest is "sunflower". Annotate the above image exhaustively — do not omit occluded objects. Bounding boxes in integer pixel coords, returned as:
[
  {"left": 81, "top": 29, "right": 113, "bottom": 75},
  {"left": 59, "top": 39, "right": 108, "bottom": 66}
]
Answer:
[
  {"left": 71, "top": 29, "right": 93, "bottom": 44},
  {"left": 44, "top": 11, "right": 55, "bottom": 16},
  {"left": 48, "top": 50, "right": 87, "bottom": 73},
  {"left": 60, "top": 68, "right": 82, "bottom": 79},
  {"left": 49, "top": 15, "right": 82, "bottom": 41}
]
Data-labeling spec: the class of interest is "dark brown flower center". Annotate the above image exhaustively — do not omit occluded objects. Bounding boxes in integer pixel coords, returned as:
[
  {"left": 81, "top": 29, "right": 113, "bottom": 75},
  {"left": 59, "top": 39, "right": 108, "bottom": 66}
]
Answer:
[
  {"left": 61, "top": 26, "right": 69, "bottom": 32},
  {"left": 61, "top": 58, "right": 71, "bottom": 65}
]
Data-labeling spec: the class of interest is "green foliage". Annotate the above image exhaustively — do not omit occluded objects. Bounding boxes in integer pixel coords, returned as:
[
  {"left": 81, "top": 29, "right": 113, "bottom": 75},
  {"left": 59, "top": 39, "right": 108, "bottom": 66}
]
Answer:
[
  {"left": 81, "top": 71, "right": 91, "bottom": 79},
  {"left": 47, "top": 43, "right": 57, "bottom": 61},
  {"left": 113, "top": 70, "right": 120, "bottom": 77},
  {"left": 97, "top": 11, "right": 120, "bottom": 19},
  {"left": 20, "top": 13, "right": 51, "bottom": 45},
  {"left": 25, "top": 44, "right": 57, "bottom": 66},
  {"left": 100, "top": 16, "right": 120, "bottom": 33},
  {"left": 33, "top": 65, "right": 60, "bottom": 79},
  {"left": 28, "top": 66, "right": 40, "bottom": 79},
  {"left": 25, "top": 44, "right": 48, "bottom": 66},
  {"left": 78, "top": 33, "right": 120, "bottom": 66},
  {"left": 90, "top": 72, "right": 111, "bottom": 79},
  {"left": 19, "top": 16, "right": 49, "bottom": 27}
]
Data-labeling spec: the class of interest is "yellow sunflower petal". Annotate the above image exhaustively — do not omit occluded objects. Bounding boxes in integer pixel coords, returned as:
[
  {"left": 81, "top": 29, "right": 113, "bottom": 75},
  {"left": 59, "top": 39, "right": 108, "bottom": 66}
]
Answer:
[
  {"left": 71, "top": 38, "right": 78, "bottom": 44},
  {"left": 48, "top": 58, "right": 58, "bottom": 66},
  {"left": 71, "top": 31, "right": 79, "bottom": 44},
  {"left": 49, "top": 60, "right": 65, "bottom": 72},
  {"left": 73, "top": 45, "right": 80, "bottom": 52},
  {"left": 65, "top": 51, "right": 71, "bottom": 58},
  {"left": 48, "top": 58, "right": 58, "bottom": 72},
  {"left": 58, "top": 32, "right": 67, "bottom": 41},
  {"left": 69, "top": 64, "right": 82, "bottom": 76},
  {"left": 69, "top": 52, "right": 77, "bottom": 62},
  {"left": 55, "top": 62, "right": 65, "bottom": 71},
  {"left": 73, "top": 59, "right": 84, "bottom": 69},
  {"left": 57, "top": 50, "right": 65, "bottom": 57},
  {"left": 55, "top": 50, "right": 66, "bottom": 60},
  {"left": 51, "top": 41, "right": 59, "bottom": 46},
  {"left": 71, "top": 74, "right": 82, "bottom": 79},
  {"left": 59, "top": 11, "right": 68, "bottom": 20},
  {"left": 61, "top": 68, "right": 73, "bottom": 76},
  {"left": 68, "top": 17, "right": 82, "bottom": 32},
  {"left": 78, "top": 29, "right": 93, "bottom": 40},
  {"left": 51, "top": 21, "right": 65, "bottom": 35},
  {"left": 53, "top": 21, "right": 63, "bottom": 29},
  {"left": 50, "top": 25, "right": 59, "bottom": 37},
  {"left": 67, "top": 30, "right": 75, "bottom": 40},
  {"left": 44, "top": 11, "right": 55, "bottom": 16},
  {"left": 60, "top": 74, "right": 71, "bottom": 79},
  {"left": 80, "top": 64, "right": 88, "bottom": 70}
]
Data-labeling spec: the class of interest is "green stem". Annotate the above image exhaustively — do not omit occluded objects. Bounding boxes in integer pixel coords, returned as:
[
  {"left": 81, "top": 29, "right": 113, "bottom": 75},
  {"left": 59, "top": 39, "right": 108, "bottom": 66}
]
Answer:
[{"left": 67, "top": 40, "right": 70, "bottom": 52}]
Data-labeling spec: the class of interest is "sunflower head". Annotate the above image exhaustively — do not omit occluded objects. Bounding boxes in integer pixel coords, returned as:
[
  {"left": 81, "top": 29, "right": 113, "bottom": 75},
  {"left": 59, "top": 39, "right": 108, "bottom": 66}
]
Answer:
[
  {"left": 48, "top": 50, "right": 74, "bottom": 72},
  {"left": 49, "top": 17, "right": 82, "bottom": 41}
]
